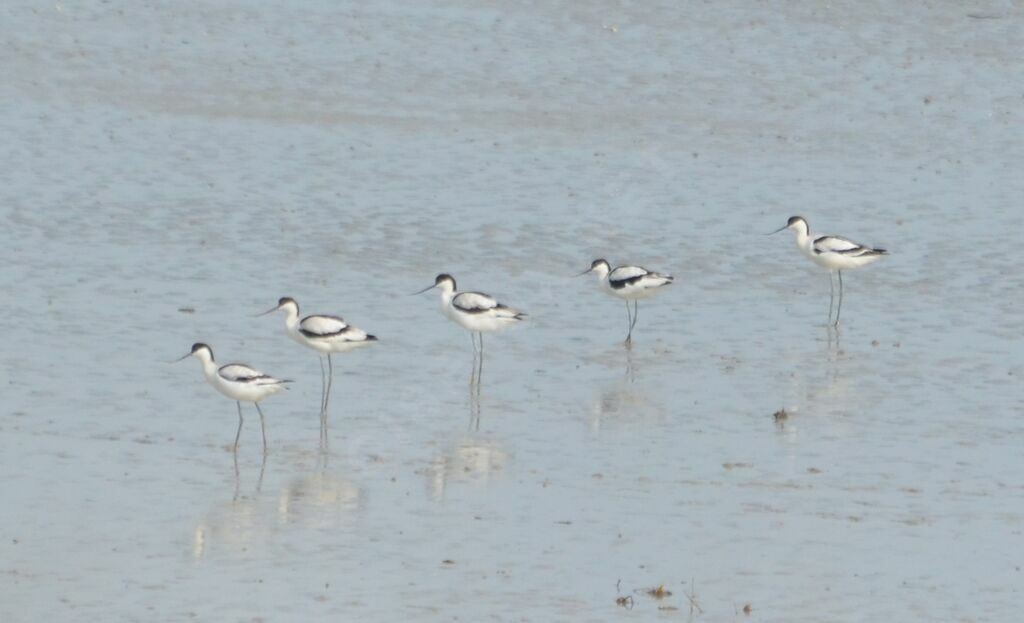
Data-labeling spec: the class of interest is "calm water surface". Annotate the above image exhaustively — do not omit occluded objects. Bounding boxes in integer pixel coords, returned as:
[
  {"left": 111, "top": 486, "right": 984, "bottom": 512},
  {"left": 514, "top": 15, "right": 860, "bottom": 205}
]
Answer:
[{"left": 2, "top": 1, "right": 1022, "bottom": 621}]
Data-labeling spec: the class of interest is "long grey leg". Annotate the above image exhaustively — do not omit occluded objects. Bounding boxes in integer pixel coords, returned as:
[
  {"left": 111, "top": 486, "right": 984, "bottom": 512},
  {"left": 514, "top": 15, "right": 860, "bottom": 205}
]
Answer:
[
  {"left": 625, "top": 301, "right": 633, "bottom": 343},
  {"left": 234, "top": 401, "right": 244, "bottom": 451},
  {"left": 834, "top": 270, "right": 844, "bottom": 327},
  {"left": 478, "top": 333, "right": 484, "bottom": 386},
  {"left": 232, "top": 450, "right": 241, "bottom": 501},
  {"left": 631, "top": 300, "right": 639, "bottom": 331},
  {"left": 318, "top": 356, "right": 327, "bottom": 414},
  {"left": 255, "top": 402, "right": 268, "bottom": 453},
  {"left": 828, "top": 272, "right": 835, "bottom": 324},
  {"left": 324, "top": 354, "right": 334, "bottom": 414},
  {"left": 469, "top": 332, "right": 478, "bottom": 387}
]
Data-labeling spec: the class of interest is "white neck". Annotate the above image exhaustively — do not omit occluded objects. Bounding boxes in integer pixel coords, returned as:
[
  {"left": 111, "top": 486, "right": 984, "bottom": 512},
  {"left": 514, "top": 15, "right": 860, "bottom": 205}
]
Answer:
[
  {"left": 437, "top": 281, "right": 456, "bottom": 303},
  {"left": 281, "top": 304, "right": 300, "bottom": 332},
  {"left": 792, "top": 223, "right": 812, "bottom": 253},
  {"left": 194, "top": 350, "right": 218, "bottom": 381},
  {"left": 592, "top": 264, "right": 610, "bottom": 280}
]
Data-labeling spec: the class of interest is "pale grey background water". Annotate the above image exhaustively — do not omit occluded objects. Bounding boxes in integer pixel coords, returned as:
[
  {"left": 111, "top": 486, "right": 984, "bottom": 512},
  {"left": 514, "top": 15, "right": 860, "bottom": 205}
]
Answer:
[{"left": 2, "top": 1, "right": 1023, "bottom": 621}]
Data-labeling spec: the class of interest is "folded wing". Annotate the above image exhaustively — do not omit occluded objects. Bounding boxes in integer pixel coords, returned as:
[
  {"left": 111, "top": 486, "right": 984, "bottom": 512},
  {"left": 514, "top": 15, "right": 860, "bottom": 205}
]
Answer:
[
  {"left": 218, "top": 364, "right": 288, "bottom": 385},
  {"left": 814, "top": 235, "right": 887, "bottom": 257},
  {"left": 452, "top": 291, "right": 499, "bottom": 314}
]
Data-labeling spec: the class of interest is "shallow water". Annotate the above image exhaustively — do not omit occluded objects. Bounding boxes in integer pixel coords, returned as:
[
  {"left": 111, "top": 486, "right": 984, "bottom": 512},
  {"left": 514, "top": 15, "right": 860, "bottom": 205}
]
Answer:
[{"left": 2, "top": 1, "right": 1023, "bottom": 620}]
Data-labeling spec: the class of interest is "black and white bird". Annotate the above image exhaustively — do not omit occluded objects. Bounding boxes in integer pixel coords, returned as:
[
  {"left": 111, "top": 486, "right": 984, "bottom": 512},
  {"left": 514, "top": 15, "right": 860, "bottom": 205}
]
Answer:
[
  {"left": 580, "top": 259, "right": 673, "bottom": 343},
  {"left": 175, "top": 343, "right": 290, "bottom": 452},
  {"left": 259, "top": 297, "right": 376, "bottom": 418},
  {"left": 770, "top": 216, "right": 888, "bottom": 326},
  {"left": 414, "top": 274, "right": 526, "bottom": 353}
]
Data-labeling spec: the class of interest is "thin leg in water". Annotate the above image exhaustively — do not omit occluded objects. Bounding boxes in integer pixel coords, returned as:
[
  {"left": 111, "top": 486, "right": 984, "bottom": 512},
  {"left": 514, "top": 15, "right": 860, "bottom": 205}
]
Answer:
[
  {"left": 631, "top": 300, "right": 639, "bottom": 333},
  {"left": 232, "top": 449, "right": 241, "bottom": 501},
  {"left": 827, "top": 271, "right": 836, "bottom": 325},
  {"left": 234, "top": 401, "right": 244, "bottom": 451},
  {"left": 474, "top": 333, "right": 485, "bottom": 430},
  {"left": 834, "top": 270, "right": 844, "bottom": 327},
  {"left": 318, "top": 356, "right": 327, "bottom": 414},
  {"left": 624, "top": 300, "right": 633, "bottom": 343},
  {"left": 256, "top": 452, "right": 267, "bottom": 493},
  {"left": 469, "top": 332, "right": 478, "bottom": 386},
  {"left": 477, "top": 333, "right": 484, "bottom": 388},
  {"left": 255, "top": 402, "right": 268, "bottom": 453},
  {"left": 324, "top": 354, "right": 334, "bottom": 414}
]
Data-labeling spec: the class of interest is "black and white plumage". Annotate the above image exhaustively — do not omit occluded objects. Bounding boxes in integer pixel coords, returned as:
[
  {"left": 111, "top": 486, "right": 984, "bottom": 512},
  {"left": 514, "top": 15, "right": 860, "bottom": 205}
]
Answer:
[
  {"left": 217, "top": 363, "right": 287, "bottom": 386},
  {"left": 261, "top": 297, "right": 377, "bottom": 426},
  {"left": 295, "top": 313, "right": 375, "bottom": 347},
  {"left": 771, "top": 215, "right": 888, "bottom": 326},
  {"left": 415, "top": 273, "right": 526, "bottom": 367},
  {"left": 176, "top": 343, "right": 289, "bottom": 451},
  {"left": 582, "top": 259, "right": 673, "bottom": 343},
  {"left": 606, "top": 265, "right": 674, "bottom": 294},
  {"left": 451, "top": 291, "right": 525, "bottom": 319},
  {"left": 417, "top": 274, "right": 526, "bottom": 333},
  {"left": 260, "top": 297, "right": 377, "bottom": 353},
  {"left": 812, "top": 234, "right": 889, "bottom": 262}
]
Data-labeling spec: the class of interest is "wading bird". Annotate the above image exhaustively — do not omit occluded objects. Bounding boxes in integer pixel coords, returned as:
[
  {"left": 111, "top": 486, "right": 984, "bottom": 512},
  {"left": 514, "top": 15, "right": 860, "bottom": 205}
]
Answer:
[
  {"left": 175, "top": 343, "right": 290, "bottom": 452},
  {"left": 580, "top": 259, "right": 673, "bottom": 343},
  {"left": 770, "top": 216, "right": 888, "bottom": 326},
  {"left": 259, "top": 297, "right": 376, "bottom": 422}
]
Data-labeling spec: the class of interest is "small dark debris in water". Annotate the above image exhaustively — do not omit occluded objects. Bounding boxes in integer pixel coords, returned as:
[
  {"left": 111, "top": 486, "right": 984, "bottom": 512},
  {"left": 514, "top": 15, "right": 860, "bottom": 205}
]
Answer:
[
  {"left": 773, "top": 409, "right": 789, "bottom": 422},
  {"left": 743, "top": 603, "right": 753, "bottom": 615},
  {"left": 871, "top": 339, "right": 880, "bottom": 347},
  {"left": 807, "top": 467, "right": 822, "bottom": 474},
  {"left": 658, "top": 605, "right": 679, "bottom": 611},
  {"left": 647, "top": 584, "right": 672, "bottom": 599},
  {"left": 967, "top": 13, "right": 1002, "bottom": 19},
  {"left": 442, "top": 559, "right": 455, "bottom": 565},
  {"left": 615, "top": 596, "right": 634, "bottom": 609},
  {"left": 923, "top": 97, "right": 931, "bottom": 105},
  {"left": 178, "top": 307, "right": 195, "bottom": 314},
  {"left": 723, "top": 462, "right": 753, "bottom": 470},
  {"left": 555, "top": 520, "right": 572, "bottom": 525}
]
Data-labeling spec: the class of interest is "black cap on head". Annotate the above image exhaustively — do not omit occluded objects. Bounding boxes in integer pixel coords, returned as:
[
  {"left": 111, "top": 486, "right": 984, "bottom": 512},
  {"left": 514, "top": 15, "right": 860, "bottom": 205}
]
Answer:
[
  {"left": 787, "top": 216, "right": 805, "bottom": 226},
  {"left": 435, "top": 274, "right": 455, "bottom": 285},
  {"left": 191, "top": 342, "right": 210, "bottom": 354},
  {"left": 591, "top": 258, "right": 609, "bottom": 268},
  {"left": 278, "top": 296, "right": 296, "bottom": 307}
]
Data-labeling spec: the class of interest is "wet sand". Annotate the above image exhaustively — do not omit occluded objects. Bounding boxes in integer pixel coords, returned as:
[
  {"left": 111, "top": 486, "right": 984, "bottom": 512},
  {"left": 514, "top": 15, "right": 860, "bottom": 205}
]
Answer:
[{"left": 1, "top": 1, "right": 1023, "bottom": 620}]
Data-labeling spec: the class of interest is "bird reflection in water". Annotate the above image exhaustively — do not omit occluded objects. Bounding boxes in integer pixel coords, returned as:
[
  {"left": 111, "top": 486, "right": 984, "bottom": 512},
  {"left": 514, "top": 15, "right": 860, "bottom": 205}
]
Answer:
[
  {"left": 782, "top": 324, "right": 867, "bottom": 431},
  {"left": 469, "top": 334, "right": 484, "bottom": 430},
  {"left": 276, "top": 450, "right": 363, "bottom": 529},
  {"left": 192, "top": 453, "right": 268, "bottom": 560},
  {"left": 192, "top": 451, "right": 362, "bottom": 560},
  {"left": 822, "top": 324, "right": 844, "bottom": 387},
  {"left": 426, "top": 437, "right": 509, "bottom": 502},
  {"left": 589, "top": 348, "right": 665, "bottom": 434},
  {"left": 233, "top": 450, "right": 266, "bottom": 502}
]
